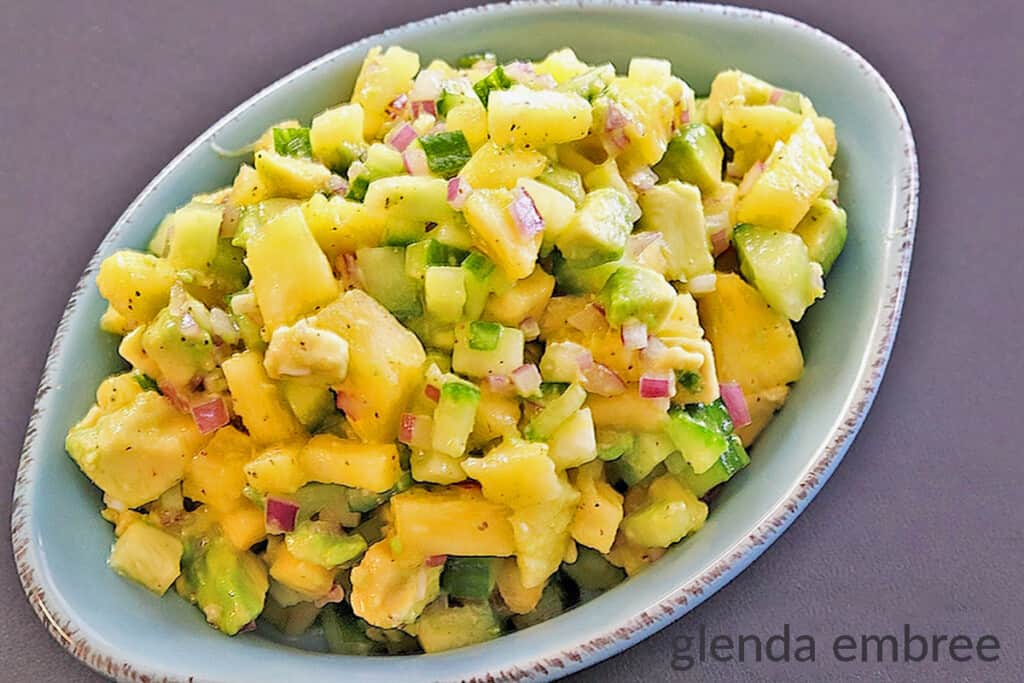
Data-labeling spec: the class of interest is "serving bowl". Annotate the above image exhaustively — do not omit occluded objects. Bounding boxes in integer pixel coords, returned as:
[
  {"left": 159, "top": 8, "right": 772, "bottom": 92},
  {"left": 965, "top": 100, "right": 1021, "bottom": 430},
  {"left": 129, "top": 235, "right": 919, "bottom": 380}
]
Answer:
[{"left": 11, "top": 1, "right": 917, "bottom": 680}]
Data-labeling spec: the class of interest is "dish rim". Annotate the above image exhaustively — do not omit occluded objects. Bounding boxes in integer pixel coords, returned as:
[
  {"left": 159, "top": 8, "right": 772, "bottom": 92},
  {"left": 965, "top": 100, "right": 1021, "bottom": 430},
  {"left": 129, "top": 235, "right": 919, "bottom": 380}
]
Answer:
[{"left": 10, "top": 1, "right": 919, "bottom": 681}]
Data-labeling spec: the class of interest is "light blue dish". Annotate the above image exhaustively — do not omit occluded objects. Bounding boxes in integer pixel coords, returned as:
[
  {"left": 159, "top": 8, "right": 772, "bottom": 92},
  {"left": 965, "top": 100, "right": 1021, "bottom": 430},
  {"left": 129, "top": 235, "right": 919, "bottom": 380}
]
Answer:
[{"left": 11, "top": 1, "right": 917, "bottom": 680}]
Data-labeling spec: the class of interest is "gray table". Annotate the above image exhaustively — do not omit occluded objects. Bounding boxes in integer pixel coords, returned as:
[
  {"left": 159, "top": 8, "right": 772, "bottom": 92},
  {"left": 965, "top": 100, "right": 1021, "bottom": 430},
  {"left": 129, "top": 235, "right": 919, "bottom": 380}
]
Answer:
[{"left": 1, "top": 1, "right": 1021, "bottom": 681}]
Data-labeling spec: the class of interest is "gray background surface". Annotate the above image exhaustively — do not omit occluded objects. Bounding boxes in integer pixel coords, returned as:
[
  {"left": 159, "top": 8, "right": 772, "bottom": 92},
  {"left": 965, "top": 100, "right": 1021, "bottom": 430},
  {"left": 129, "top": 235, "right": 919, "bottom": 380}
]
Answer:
[{"left": 1, "top": 0, "right": 1021, "bottom": 681}]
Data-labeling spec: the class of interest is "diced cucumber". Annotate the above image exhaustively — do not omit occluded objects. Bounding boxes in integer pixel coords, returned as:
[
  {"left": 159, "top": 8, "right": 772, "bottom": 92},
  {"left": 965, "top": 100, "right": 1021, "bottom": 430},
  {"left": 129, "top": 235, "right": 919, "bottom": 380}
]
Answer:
[
  {"left": 432, "top": 379, "right": 481, "bottom": 456},
  {"left": 292, "top": 483, "right": 351, "bottom": 524},
  {"left": 452, "top": 323, "right": 524, "bottom": 378},
  {"left": 273, "top": 127, "right": 313, "bottom": 158},
  {"left": 732, "top": 223, "right": 824, "bottom": 321},
  {"left": 558, "top": 64, "right": 616, "bottom": 101},
  {"left": 539, "top": 340, "right": 588, "bottom": 383},
  {"left": 523, "top": 383, "right": 587, "bottom": 441},
  {"left": 364, "top": 175, "right": 454, "bottom": 246},
  {"left": 596, "top": 430, "right": 634, "bottom": 462},
  {"left": 555, "top": 188, "right": 636, "bottom": 268},
  {"left": 561, "top": 547, "right": 625, "bottom": 591},
  {"left": 468, "top": 320, "right": 502, "bottom": 351},
  {"left": 424, "top": 266, "right": 467, "bottom": 323},
  {"left": 417, "top": 600, "right": 501, "bottom": 653},
  {"left": 321, "top": 606, "right": 379, "bottom": 655},
  {"left": 547, "top": 407, "right": 597, "bottom": 469},
  {"left": 668, "top": 437, "right": 749, "bottom": 498},
  {"left": 793, "top": 198, "right": 847, "bottom": 274},
  {"left": 666, "top": 405, "right": 728, "bottom": 475},
  {"left": 473, "top": 65, "right": 513, "bottom": 107},
  {"left": 167, "top": 203, "right": 222, "bottom": 273},
  {"left": 653, "top": 123, "right": 724, "bottom": 193},
  {"left": 356, "top": 246, "right": 423, "bottom": 320},
  {"left": 614, "top": 431, "right": 674, "bottom": 485},
  {"left": 438, "top": 90, "right": 472, "bottom": 117},
  {"left": 109, "top": 521, "right": 183, "bottom": 595},
  {"left": 441, "top": 557, "right": 497, "bottom": 600},
  {"left": 597, "top": 265, "right": 676, "bottom": 329},
  {"left": 405, "top": 239, "right": 466, "bottom": 280},
  {"left": 419, "top": 131, "right": 472, "bottom": 178}
]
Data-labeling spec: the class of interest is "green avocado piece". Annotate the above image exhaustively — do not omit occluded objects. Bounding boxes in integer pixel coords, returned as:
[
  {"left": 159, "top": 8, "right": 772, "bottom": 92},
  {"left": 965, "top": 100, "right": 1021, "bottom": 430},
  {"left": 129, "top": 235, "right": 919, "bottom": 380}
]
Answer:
[
  {"left": 553, "top": 252, "right": 621, "bottom": 294},
  {"left": 441, "top": 557, "right": 497, "bottom": 600},
  {"left": 614, "top": 431, "right": 675, "bottom": 486},
  {"left": 597, "top": 264, "right": 676, "bottom": 329},
  {"left": 732, "top": 223, "right": 824, "bottom": 321},
  {"left": 654, "top": 122, "right": 724, "bottom": 193},
  {"left": 561, "top": 547, "right": 625, "bottom": 591},
  {"left": 284, "top": 520, "right": 367, "bottom": 568},
  {"left": 180, "top": 535, "right": 268, "bottom": 635},
  {"left": 140, "top": 305, "right": 217, "bottom": 390},
  {"left": 556, "top": 188, "right": 637, "bottom": 268},
  {"left": 793, "top": 198, "right": 848, "bottom": 274},
  {"left": 417, "top": 599, "right": 502, "bottom": 653}
]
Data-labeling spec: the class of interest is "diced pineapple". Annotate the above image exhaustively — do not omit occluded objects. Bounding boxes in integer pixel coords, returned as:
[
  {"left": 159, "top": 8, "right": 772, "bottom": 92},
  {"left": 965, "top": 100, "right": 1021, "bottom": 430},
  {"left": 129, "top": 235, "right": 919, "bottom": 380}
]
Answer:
[
  {"left": 570, "top": 461, "right": 623, "bottom": 553},
  {"left": 483, "top": 267, "right": 555, "bottom": 326},
  {"left": 109, "top": 520, "right": 183, "bottom": 595},
  {"left": 314, "top": 289, "right": 427, "bottom": 442},
  {"left": 254, "top": 151, "right": 332, "bottom": 199},
  {"left": 221, "top": 351, "right": 303, "bottom": 444},
  {"left": 231, "top": 163, "right": 273, "bottom": 206},
  {"left": 471, "top": 386, "right": 521, "bottom": 443},
  {"left": 183, "top": 426, "right": 252, "bottom": 512},
  {"left": 510, "top": 474, "right": 579, "bottom": 588},
  {"left": 620, "top": 475, "right": 708, "bottom": 548},
  {"left": 95, "top": 372, "right": 144, "bottom": 412},
  {"left": 410, "top": 449, "right": 466, "bottom": 485},
  {"left": 390, "top": 486, "right": 516, "bottom": 557},
  {"left": 669, "top": 338, "right": 720, "bottom": 406},
  {"left": 351, "top": 46, "right": 420, "bottom": 139},
  {"left": 96, "top": 250, "right": 176, "bottom": 328},
  {"left": 495, "top": 558, "right": 544, "bottom": 614},
  {"left": 245, "top": 441, "right": 307, "bottom": 494},
  {"left": 697, "top": 273, "right": 803, "bottom": 393},
  {"left": 488, "top": 86, "right": 592, "bottom": 147},
  {"left": 535, "top": 48, "right": 589, "bottom": 84},
  {"left": 424, "top": 267, "right": 466, "bottom": 323},
  {"left": 722, "top": 104, "right": 803, "bottom": 176},
  {"left": 736, "top": 384, "right": 790, "bottom": 446},
  {"left": 269, "top": 547, "right": 335, "bottom": 600},
  {"left": 657, "top": 294, "right": 703, "bottom": 343},
  {"left": 166, "top": 202, "right": 223, "bottom": 274},
  {"left": 736, "top": 118, "right": 833, "bottom": 231},
  {"left": 705, "top": 70, "right": 776, "bottom": 128},
  {"left": 310, "top": 103, "right": 365, "bottom": 170},
  {"left": 458, "top": 142, "right": 548, "bottom": 190},
  {"left": 462, "top": 439, "right": 562, "bottom": 508},
  {"left": 603, "top": 79, "right": 675, "bottom": 166},
  {"left": 300, "top": 434, "right": 401, "bottom": 493},
  {"left": 301, "top": 193, "right": 383, "bottom": 262},
  {"left": 118, "top": 327, "right": 161, "bottom": 379},
  {"left": 463, "top": 188, "right": 542, "bottom": 280},
  {"left": 99, "top": 304, "right": 134, "bottom": 335},
  {"left": 587, "top": 391, "right": 671, "bottom": 433},
  {"left": 246, "top": 207, "right": 338, "bottom": 331},
  {"left": 702, "top": 182, "right": 738, "bottom": 242},
  {"left": 547, "top": 407, "right": 597, "bottom": 469},
  {"left": 605, "top": 532, "right": 665, "bottom": 576},
  {"left": 218, "top": 501, "right": 267, "bottom": 551},
  {"left": 65, "top": 391, "right": 205, "bottom": 508},
  {"left": 517, "top": 178, "right": 576, "bottom": 250},
  {"left": 349, "top": 539, "right": 442, "bottom": 629},
  {"left": 445, "top": 100, "right": 489, "bottom": 151}
]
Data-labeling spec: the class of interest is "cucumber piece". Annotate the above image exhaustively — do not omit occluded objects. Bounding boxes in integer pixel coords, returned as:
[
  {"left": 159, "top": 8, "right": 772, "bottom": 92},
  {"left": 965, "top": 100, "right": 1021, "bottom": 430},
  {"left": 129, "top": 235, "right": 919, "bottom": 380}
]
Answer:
[
  {"left": 346, "top": 175, "right": 370, "bottom": 202},
  {"left": 355, "top": 246, "right": 423, "bottom": 320},
  {"left": 562, "top": 547, "right": 625, "bottom": 591},
  {"left": 167, "top": 203, "right": 222, "bottom": 272},
  {"left": 347, "top": 488, "right": 389, "bottom": 513},
  {"left": 473, "top": 65, "right": 512, "bottom": 107},
  {"left": 596, "top": 430, "right": 634, "bottom": 462},
  {"left": 668, "top": 436, "right": 750, "bottom": 498},
  {"left": 732, "top": 223, "right": 824, "bottom": 321},
  {"left": 523, "top": 383, "right": 587, "bottom": 441},
  {"left": 441, "top": 557, "right": 497, "bottom": 600},
  {"left": 510, "top": 580, "right": 567, "bottom": 630},
  {"left": 424, "top": 266, "right": 467, "bottom": 323},
  {"left": 620, "top": 497, "right": 701, "bottom": 548},
  {"left": 432, "top": 379, "right": 481, "bottom": 456},
  {"left": 555, "top": 188, "right": 636, "bottom": 268},
  {"left": 597, "top": 265, "right": 676, "bottom": 329},
  {"left": 273, "top": 127, "right": 312, "bottom": 158},
  {"left": 654, "top": 123, "right": 724, "bottom": 193},
  {"left": 417, "top": 600, "right": 501, "bottom": 653},
  {"left": 405, "top": 239, "right": 466, "bottom": 280},
  {"left": 292, "top": 483, "right": 351, "bottom": 524},
  {"left": 557, "top": 64, "right": 615, "bottom": 102},
  {"left": 615, "top": 431, "right": 674, "bottom": 485},
  {"left": 793, "top": 198, "right": 847, "bottom": 274},
  {"left": 666, "top": 405, "right": 728, "bottom": 475},
  {"left": 452, "top": 323, "right": 524, "bottom": 378},
  {"left": 419, "top": 131, "right": 472, "bottom": 178},
  {"left": 437, "top": 90, "right": 472, "bottom": 117},
  {"left": 321, "top": 606, "right": 379, "bottom": 655},
  {"left": 456, "top": 52, "right": 496, "bottom": 69}
]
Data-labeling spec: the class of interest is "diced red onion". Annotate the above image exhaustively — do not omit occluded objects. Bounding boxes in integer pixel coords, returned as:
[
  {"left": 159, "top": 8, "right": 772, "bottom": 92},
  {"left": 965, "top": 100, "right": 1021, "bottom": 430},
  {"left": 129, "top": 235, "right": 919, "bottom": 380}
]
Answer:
[
  {"left": 388, "top": 123, "right": 418, "bottom": 152},
  {"left": 627, "top": 231, "right": 662, "bottom": 258},
  {"left": 769, "top": 88, "right": 784, "bottom": 105},
  {"left": 326, "top": 174, "right": 349, "bottom": 196},
  {"left": 567, "top": 303, "right": 606, "bottom": 333},
  {"left": 425, "top": 554, "right": 447, "bottom": 567},
  {"left": 581, "top": 363, "right": 627, "bottom": 397},
  {"left": 519, "top": 317, "right": 540, "bottom": 341},
  {"left": 628, "top": 166, "right": 659, "bottom": 191},
  {"left": 265, "top": 497, "right": 299, "bottom": 534},
  {"left": 412, "top": 100, "right": 438, "bottom": 118},
  {"left": 720, "top": 381, "right": 752, "bottom": 428},
  {"left": 679, "top": 108, "right": 691, "bottom": 125},
  {"left": 621, "top": 321, "right": 649, "bottom": 350},
  {"left": 738, "top": 161, "right": 765, "bottom": 195},
  {"left": 510, "top": 187, "right": 545, "bottom": 237},
  {"left": 511, "top": 364, "right": 543, "bottom": 397},
  {"left": 446, "top": 176, "right": 471, "bottom": 210},
  {"left": 710, "top": 229, "right": 730, "bottom": 256},
  {"left": 424, "top": 384, "right": 441, "bottom": 402},
  {"left": 574, "top": 347, "right": 594, "bottom": 370},
  {"left": 314, "top": 584, "right": 346, "bottom": 608},
  {"left": 386, "top": 93, "right": 408, "bottom": 119},
  {"left": 639, "top": 373, "right": 675, "bottom": 399},
  {"left": 191, "top": 397, "right": 229, "bottom": 434},
  {"left": 398, "top": 413, "right": 433, "bottom": 449},
  {"left": 687, "top": 273, "right": 717, "bottom": 295},
  {"left": 402, "top": 146, "right": 430, "bottom": 176}
]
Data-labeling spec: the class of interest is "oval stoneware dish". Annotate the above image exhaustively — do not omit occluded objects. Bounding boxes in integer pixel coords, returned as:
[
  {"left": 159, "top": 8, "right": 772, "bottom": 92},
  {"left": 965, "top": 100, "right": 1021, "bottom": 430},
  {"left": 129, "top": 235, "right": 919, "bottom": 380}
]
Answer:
[{"left": 12, "top": 1, "right": 917, "bottom": 681}]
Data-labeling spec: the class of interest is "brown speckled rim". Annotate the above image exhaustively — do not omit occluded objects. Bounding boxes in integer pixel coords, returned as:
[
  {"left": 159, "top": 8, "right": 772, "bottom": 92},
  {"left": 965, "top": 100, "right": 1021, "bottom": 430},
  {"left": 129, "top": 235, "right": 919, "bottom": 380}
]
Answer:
[{"left": 11, "top": 1, "right": 918, "bottom": 681}]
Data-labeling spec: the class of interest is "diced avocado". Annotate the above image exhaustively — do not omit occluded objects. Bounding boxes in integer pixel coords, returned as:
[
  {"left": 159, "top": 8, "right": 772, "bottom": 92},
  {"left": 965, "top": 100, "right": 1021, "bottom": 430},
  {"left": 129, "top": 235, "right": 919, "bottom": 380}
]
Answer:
[
  {"left": 732, "top": 223, "right": 824, "bottom": 321},
  {"left": 452, "top": 323, "right": 524, "bottom": 378},
  {"left": 597, "top": 265, "right": 676, "bottom": 330},
  {"left": 321, "top": 606, "right": 380, "bottom": 655},
  {"left": 552, "top": 253, "right": 621, "bottom": 295},
  {"left": 793, "top": 198, "right": 847, "bottom": 274},
  {"left": 441, "top": 557, "right": 497, "bottom": 600},
  {"left": 179, "top": 535, "right": 268, "bottom": 635},
  {"left": 614, "top": 431, "right": 674, "bottom": 485},
  {"left": 668, "top": 435, "right": 749, "bottom": 498},
  {"left": 665, "top": 404, "right": 728, "bottom": 475},
  {"left": 424, "top": 266, "right": 466, "bottom": 323},
  {"left": 620, "top": 493, "right": 705, "bottom": 548},
  {"left": 555, "top": 188, "right": 636, "bottom": 268},
  {"left": 281, "top": 381, "right": 335, "bottom": 431},
  {"left": 654, "top": 123, "right": 724, "bottom": 193},
  {"left": 523, "top": 383, "right": 587, "bottom": 441},
  {"left": 284, "top": 520, "right": 367, "bottom": 568},
  {"left": 562, "top": 547, "right": 625, "bottom": 591},
  {"left": 468, "top": 320, "right": 502, "bottom": 351},
  {"left": 432, "top": 378, "right": 481, "bottom": 456},
  {"left": 140, "top": 306, "right": 217, "bottom": 390},
  {"left": 261, "top": 596, "right": 321, "bottom": 636},
  {"left": 292, "top": 483, "right": 351, "bottom": 524},
  {"left": 417, "top": 599, "right": 501, "bottom": 653},
  {"left": 596, "top": 430, "right": 634, "bottom": 462},
  {"left": 356, "top": 246, "right": 424, "bottom": 321},
  {"left": 510, "top": 580, "right": 567, "bottom": 630},
  {"left": 537, "top": 164, "right": 586, "bottom": 205},
  {"left": 109, "top": 521, "right": 183, "bottom": 595},
  {"left": 636, "top": 181, "right": 714, "bottom": 282}
]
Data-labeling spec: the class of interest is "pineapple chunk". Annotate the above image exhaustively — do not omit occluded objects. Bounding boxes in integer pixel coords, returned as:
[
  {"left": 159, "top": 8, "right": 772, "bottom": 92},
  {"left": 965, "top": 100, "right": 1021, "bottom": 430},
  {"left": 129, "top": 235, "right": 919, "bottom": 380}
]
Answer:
[
  {"left": 736, "top": 117, "right": 833, "bottom": 231},
  {"left": 95, "top": 372, "right": 144, "bottom": 412},
  {"left": 65, "top": 391, "right": 205, "bottom": 508},
  {"left": 462, "top": 439, "right": 562, "bottom": 508},
  {"left": 463, "top": 188, "right": 542, "bottom": 280},
  {"left": 349, "top": 539, "right": 442, "bottom": 629},
  {"left": 314, "top": 290, "right": 427, "bottom": 442},
  {"left": 254, "top": 151, "right": 332, "bottom": 199},
  {"left": 118, "top": 327, "right": 161, "bottom": 379},
  {"left": 472, "top": 386, "right": 521, "bottom": 443},
  {"left": 310, "top": 103, "right": 365, "bottom": 170},
  {"left": 300, "top": 434, "right": 401, "bottom": 493},
  {"left": 246, "top": 207, "right": 338, "bottom": 331},
  {"left": 109, "top": 520, "right": 183, "bottom": 595},
  {"left": 96, "top": 250, "right": 176, "bottom": 328},
  {"left": 183, "top": 426, "right": 252, "bottom": 512},
  {"left": 218, "top": 501, "right": 266, "bottom": 551},
  {"left": 446, "top": 100, "right": 489, "bottom": 151},
  {"left": 510, "top": 474, "right": 579, "bottom": 588},
  {"left": 483, "top": 266, "right": 555, "bottom": 326},
  {"left": 570, "top": 461, "right": 623, "bottom": 553},
  {"left": 495, "top": 558, "right": 544, "bottom": 614},
  {"left": 245, "top": 441, "right": 307, "bottom": 494},
  {"left": 458, "top": 142, "right": 547, "bottom": 190},
  {"left": 410, "top": 449, "right": 466, "bottom": 485},
  {"left": 697, "top": 273, "right": 803, "bottom": 394},
  {"left": 231, "top": 163, "right": 272, "bottom": 206},
  {"left": 736, "top": 384, "right": 790, "bottom": 446},
  {"left": 351, "top": 46, "right": 420, "bottom": 140},
  {"left": 669, "top": 338, "right": 720, "bottom": 406},
  {"left": 517, "top": 178, "right": 576, "bottom": 248},
  {"left": 269, "top": 547, "right": 335, "bottom": 600},
  {"left": 705, "top": 70, "right": 775, "bottom": 128},
  {"left": 535, "top": 48, "right": 589, "bottom": 84},
  {"left": 221, "top": 351, "right": 303, "bottom": 444},
  {"left": 547, "top": 407, "right": 597, "bottom": 470},
  {"left": 301, "top": 193, "right": 383, "bottom": 262},
  {"left": 487, "top": 85, "right": 592, "bottom": 147},
  {"left": 722, "top": 104, "right": 804, "bottom": 176},
  {"left": 603, "top": 79, "right": 675, "bottom": 166},
  {"left": 587, "top": 391, "right": 671, "bottom": 433},
  {"left": 390, "top": 486, "right": 516, "bottom": 557}
]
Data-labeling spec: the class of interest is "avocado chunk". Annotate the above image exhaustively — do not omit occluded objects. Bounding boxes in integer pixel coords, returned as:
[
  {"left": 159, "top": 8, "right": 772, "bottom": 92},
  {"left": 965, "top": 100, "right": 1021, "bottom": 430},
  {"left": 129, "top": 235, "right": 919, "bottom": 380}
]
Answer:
[
  {"left": 284, "top": 520, "right": 368, "bottom": 568},
  {"left": 665, "top": 403, "right": 729, "bottom": 474},
  {"left": 614, "top": 431, "right": 675, "bottom": 486},
  {"left": 356, "top": 246, "right": 423, "bottom": 320},
  {"left": 793, "top": 198, "right": 847, "bottom": 274},
  {"left": 620, "top": 485, "right": 706, "bottom": 548},
  {"left": 562, "top": 547, "right": 625, "bottom": 591},
  {"left": 417, "top": 599, "right": 502, "bottom": 653},
  {"left": 664, "top": 399, "right": 749, "bottom": 496},
  {"left": 321, "top": 605, "right": 380, "bottom": 655},
  {"left": 732, "top": 223, "right": 824, "bottom": 321},
  {"left": 510, "top": 580, "right": 567, "bottom": 630},
  {"left": 179, "top": 535, "right": 269, "bottom": 635},
  {"left": 654, "top": 123, "right": 724, "bottom": 193},
  {"left": 555, "top": 188, "right": 637, "bottom": 268},
  {"left": 552, "top": 253, "right": 621, "bottom": 294},
  {"left": 637, "top": 181, "right": 715, "bottom": 281},
  {"left": 597, "top": 265, "right": 676, "bottom": 330},
  {"left": 441, "top": 557, "right": 497, "bottom": 600}
]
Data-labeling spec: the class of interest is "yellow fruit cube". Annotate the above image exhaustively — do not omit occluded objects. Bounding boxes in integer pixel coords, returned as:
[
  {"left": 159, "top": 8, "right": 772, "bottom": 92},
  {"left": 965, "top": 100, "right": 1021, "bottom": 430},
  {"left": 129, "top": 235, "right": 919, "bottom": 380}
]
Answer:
[
  {"left": 390, "top": 486, "right": 516, "bottom": 557},
  {"left": 109, "top": 520, "right": 183, "bottom": 595},
  {"left": 221, "top": 351, "right": 303, "bottom": 445},
  {"left": 483, "top": 266, "right": 555, "bottom": 327},
  {"left": 301, "top": 193, "right": 382, "bottom": 263},
  {"left": 218, "top": 501, "right": 267, "bottom": 551},
  {"left": 445, "top": 101, "right": 489, "bottom": 151},
  {"left": 570, "top": 461, "right": 624, "bottom": 553},
  {"left": 458, "top": 142, "right": 548, "bottom": 190},
  {"left": 471, "top": 386, "right": 521, "bottom": 444},
  {"left": 183, "top": 426, "right": 252, "bottom": 512},
  {"left": 310, "top": 103, "right": 365, "bottom": 169},
  {"left": 488, "top": 85, "right": 592, "bottom": 147},
  {"left": 587, "top": 391, "right": 671, "bottom": 433},
  {"left": 300, "top": 434, "right": 401, "bottom": 493},
  {"left": 495, "top": 558, "right": 544, "bottom": 613},
  {"left": 349, "top": 539, "right": 442, "bottom": 629},
  {"left": 534, "top": 48, "right": 589, "bottom": 84},
  {"left": 254, "top": 151, "right": 332, "bottom": 199},
  {"left": 510, "top": 475, "right": 579, "bottom": 588},
  {"left": 736, "top": 384, "right": 790, "bottom": 447},
  {"left": 245, "top": 442, "right": 307, "bottom": 494},
  {"left": 462, "top": 439, "right": 562, "bottom": 508},
  {"left": 463, "top": 188, "right": 542, "bottom": 280},
  {"left": 269, "top": 547, "right": 335, "bottom": 600},
  {"left": 96, "top": 250, "right": 176, "bottom": 328},
  {"left": 351, "top": 46, "right": 420, "bottom": 139},
  {"left": 230, "top": 163, "right": 272, "bottom": 206}
]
